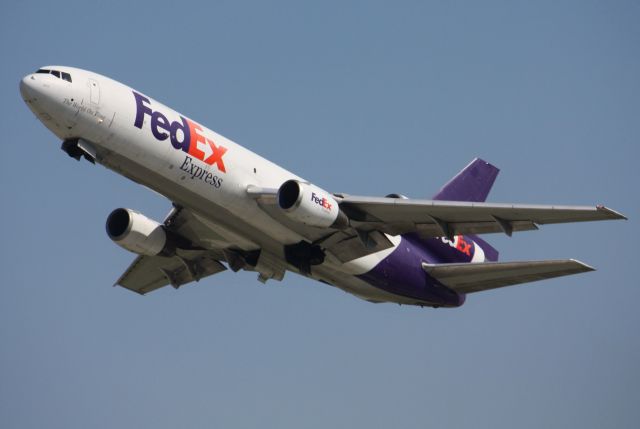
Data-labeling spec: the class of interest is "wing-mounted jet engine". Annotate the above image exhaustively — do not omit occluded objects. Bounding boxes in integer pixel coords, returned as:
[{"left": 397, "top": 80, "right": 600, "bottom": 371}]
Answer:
[
  {"left": 105, "top": 207, "right": 229, "bottom": 294},
  {"left": 277, "top": 180, "right": 348, "bottom": 229},
  {"left": 274, "top": 180, "right": 355, "bottom": 274},
  {"left": 106, "top": 208, "right": 175, "bottom": 256}
]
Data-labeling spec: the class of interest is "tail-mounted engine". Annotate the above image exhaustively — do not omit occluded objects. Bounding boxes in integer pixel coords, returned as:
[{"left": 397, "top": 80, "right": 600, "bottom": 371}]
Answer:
[{"left": 106, "top": 208, "right": 173, "bottom": 256}]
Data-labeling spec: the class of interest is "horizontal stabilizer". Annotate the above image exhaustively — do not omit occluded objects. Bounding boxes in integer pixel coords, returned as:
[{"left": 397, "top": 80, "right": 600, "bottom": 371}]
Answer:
[{"left": 421, "top": 259, "right": 594, "bottom": 294}]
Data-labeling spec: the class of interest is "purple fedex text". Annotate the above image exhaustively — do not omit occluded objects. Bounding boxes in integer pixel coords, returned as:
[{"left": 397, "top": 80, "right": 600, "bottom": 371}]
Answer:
[
  {"left": 132, "top": 91, "right": 228, "bottom": 172},
  {"left": 133, "top": 91, "right": 190, "bottom": 150},
  {"left": 311, "top": 192, "right": 332, "bottom": 210}
]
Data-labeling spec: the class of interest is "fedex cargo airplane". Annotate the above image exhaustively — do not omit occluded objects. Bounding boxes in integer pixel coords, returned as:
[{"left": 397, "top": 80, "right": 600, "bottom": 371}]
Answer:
[{"left": 19, "top": 66, "right": 626, "bottom": 308}]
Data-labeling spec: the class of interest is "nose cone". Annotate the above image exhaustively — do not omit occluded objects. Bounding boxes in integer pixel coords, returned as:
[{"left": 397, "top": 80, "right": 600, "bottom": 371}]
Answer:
[
  {"left": 19, "top": 72, "right": 60, "bottom": 130},
  {"left": 20, "top": 74, "right": 38, "bottom": 102}
]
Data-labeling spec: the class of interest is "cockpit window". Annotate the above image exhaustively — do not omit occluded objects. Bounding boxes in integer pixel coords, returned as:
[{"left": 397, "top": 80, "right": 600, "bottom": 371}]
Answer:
[{"left": 34, "top": 68, "right": 72, "bottom": 82}]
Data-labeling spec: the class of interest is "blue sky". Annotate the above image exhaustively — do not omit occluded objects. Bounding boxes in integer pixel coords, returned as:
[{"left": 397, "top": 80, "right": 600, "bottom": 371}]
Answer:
[{"left": 1, "top": 1, "right": 638, "bottom": 428}]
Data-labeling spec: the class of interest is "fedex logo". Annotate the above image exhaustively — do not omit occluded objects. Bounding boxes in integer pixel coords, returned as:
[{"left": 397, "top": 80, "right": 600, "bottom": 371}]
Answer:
[
  {"left": 441, "top": 235, "right": 474, "bottom": 257},
  {"left": 311, "top": 192, "right": 332, "bottom": 210},
  {"left": 132, "top": 91, "right": 227, "bottom": 173}
]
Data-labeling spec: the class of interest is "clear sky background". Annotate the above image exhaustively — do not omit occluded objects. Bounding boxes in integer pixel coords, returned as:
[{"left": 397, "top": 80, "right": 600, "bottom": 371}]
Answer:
[{"left": 1, "top": 1, "right": 638, "bottom": 428}]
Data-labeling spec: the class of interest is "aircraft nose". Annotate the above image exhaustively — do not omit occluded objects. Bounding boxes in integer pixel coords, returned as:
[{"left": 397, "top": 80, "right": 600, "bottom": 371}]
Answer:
[{"left": 19, "top": 74, "right": 38, "bottom": 101}]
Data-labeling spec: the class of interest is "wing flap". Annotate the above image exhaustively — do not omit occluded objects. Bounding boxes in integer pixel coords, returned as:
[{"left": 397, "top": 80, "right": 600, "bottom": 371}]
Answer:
[
  {"left": 116, "top": 253, "right": 227, "bottom": 295},
  {"left": 422, "top": 259, "right": 594, "bottom": 294}
]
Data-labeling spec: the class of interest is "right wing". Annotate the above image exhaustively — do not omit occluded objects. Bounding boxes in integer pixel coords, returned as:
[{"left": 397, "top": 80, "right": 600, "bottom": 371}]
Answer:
[
  {"left": 249, "top": 186, "right": 626, "bottom": 263},
  {"left": 338, "top": 195, "right": 626, "bottom": 238},
  {"left": 422, "top": 259, "right": 594, "bottom": 294}
]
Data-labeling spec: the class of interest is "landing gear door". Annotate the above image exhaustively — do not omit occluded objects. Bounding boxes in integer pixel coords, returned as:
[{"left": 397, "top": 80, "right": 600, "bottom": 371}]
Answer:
[{"left": 88, "top": 78, "right": 100, "bottom": 106}]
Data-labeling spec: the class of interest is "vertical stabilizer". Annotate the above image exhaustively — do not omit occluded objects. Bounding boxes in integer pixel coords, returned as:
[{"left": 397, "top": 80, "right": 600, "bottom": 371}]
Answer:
[
  {"left": 432, "top": 158, "right": 499, "bottom": 202},
  {"left": 432, "top": 158, "right": 500, "bottom": 261}
]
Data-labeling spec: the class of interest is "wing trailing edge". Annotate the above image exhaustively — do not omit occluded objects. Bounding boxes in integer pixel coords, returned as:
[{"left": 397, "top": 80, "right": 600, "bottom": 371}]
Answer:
[{"left": 115, "top": 252, "right": 227, "bottom": 295}]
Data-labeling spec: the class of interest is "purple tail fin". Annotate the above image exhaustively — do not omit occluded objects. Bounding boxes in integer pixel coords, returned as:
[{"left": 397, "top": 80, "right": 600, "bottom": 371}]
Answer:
[
  {"left": 432, "top": 158, "right": 500, "bottom": 261},
  {"left": 432, "top": 158, "right": 499, "bottom": 202}
]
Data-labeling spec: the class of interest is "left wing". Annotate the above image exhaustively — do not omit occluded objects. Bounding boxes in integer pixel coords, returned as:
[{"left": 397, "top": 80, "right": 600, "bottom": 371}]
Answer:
[
  {"left": 422, "top": 259, "right": 594, "bottom": 294},
  {"left": 337, "top": 195, "right": 626, "bottom": 238},
  {"left": 115, "top": 252, "right": 227, "bottom": 295},
  {"left": 114, "top": 206, "right": 232, "bottom": 294}
]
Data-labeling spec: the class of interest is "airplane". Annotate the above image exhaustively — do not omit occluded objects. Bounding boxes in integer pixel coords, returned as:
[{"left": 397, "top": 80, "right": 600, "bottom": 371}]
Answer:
[{"left": 19, "top": 66, "right": 626, "bottom": 308}]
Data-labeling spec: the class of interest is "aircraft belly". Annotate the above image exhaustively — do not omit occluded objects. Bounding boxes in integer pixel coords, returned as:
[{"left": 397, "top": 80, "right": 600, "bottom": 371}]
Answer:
[
  {"left": 311, "top": 263, "right": 442, "bottom": 305},
  {"left": 95, "top": 141, "right": 461, "bottom": 307},
  {"left": 96, "top": 148, "right": 299, "bottom": 255},
  {"left": 86, "top": 121, "right": 464, "bottom": 307},
  {"left": 94, "top": 148, "right": 422, "bottom": 305},
  {"left": 95, "top": 115, "right": 287, "bottom": 231}
]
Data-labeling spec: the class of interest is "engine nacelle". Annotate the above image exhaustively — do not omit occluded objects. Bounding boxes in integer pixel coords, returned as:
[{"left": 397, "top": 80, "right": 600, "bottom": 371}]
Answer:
[
  {"left": 277, "top": 180, "right": 346, "bottom": 228},
  {"left": 106, "top": 208, "right": 170, "bottom": 256}
]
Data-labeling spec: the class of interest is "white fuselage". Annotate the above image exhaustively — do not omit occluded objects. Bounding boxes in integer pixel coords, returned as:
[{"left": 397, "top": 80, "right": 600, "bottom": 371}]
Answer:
[{"left": 20, "top": 66, "right": 411, "bottom": 303}]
